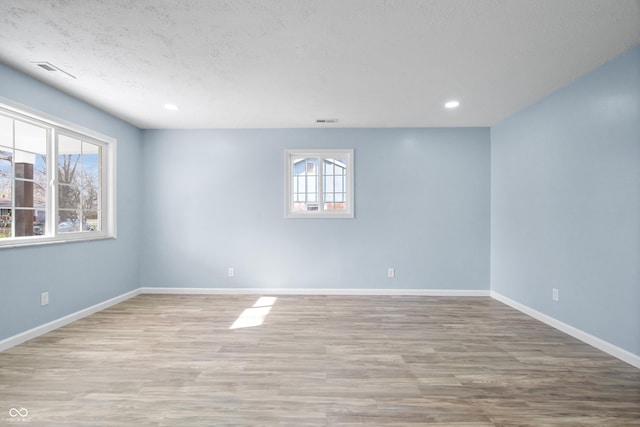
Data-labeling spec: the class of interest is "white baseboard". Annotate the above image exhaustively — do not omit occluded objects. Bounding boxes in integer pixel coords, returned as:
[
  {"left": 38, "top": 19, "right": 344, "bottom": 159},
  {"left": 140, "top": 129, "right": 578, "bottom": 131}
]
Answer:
[
  {"left": 139, "top": 287, "right": 491, "bottom": 296},
  {"left": 0, "top": 288, "right": 141, "bottom": 352},
  {"left": 491, "top": 291, "right": 640, "bottom": 369}
]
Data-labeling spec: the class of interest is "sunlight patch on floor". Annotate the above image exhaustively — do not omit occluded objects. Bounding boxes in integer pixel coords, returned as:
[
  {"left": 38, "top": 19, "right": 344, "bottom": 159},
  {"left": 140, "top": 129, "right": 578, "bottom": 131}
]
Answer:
[{"left": 229, "top": 296, "right": 278, "bottom": 329}]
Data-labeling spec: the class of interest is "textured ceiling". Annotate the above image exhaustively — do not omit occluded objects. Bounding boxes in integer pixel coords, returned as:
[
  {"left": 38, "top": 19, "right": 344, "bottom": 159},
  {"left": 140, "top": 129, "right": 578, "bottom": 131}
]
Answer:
[{"left": 0, "top": 0, "right": 639, "bottom": 129}]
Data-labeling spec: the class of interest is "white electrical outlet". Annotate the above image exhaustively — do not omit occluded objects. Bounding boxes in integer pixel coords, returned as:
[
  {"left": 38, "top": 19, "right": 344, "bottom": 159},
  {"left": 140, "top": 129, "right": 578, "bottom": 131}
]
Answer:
[
  {"left": 40, "top": 292, "right": 49, "bottom": 306},
  {"left": 388, "top": 268, "right": 395, "bottom": 278},
  {"left": 228, "top": 267, "right": 235, "bottom": 277},
  {"left": 552, "top": 288, "right": 559, "bottom": 302}
]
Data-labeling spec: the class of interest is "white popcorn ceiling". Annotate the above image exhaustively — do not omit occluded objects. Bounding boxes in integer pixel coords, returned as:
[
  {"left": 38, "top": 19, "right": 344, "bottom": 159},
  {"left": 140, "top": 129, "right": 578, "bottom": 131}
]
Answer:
[{"left": 0, "top": 0, "right": 638, "bottom": 129}]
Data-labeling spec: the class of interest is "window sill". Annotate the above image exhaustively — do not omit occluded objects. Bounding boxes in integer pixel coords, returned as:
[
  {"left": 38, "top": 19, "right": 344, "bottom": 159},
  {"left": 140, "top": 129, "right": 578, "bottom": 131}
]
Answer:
[
  {"left": 0, "top": 234, "right": 116, "bottom": 249},
  {"left": 285, "top": 212, "right": 354, "bottom": 219}
]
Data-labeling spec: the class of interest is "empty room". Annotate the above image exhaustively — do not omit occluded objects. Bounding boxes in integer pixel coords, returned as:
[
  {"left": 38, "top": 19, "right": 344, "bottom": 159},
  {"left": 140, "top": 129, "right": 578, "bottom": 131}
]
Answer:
[{"left": 0, "top": 1, "right": 639, "bottom": 426}]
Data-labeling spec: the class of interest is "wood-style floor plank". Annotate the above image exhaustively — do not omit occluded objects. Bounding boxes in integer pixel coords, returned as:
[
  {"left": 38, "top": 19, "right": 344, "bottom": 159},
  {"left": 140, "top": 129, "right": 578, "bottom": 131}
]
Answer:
[{"left": 0, "top": 295, "right": 638, "bottom": 426}]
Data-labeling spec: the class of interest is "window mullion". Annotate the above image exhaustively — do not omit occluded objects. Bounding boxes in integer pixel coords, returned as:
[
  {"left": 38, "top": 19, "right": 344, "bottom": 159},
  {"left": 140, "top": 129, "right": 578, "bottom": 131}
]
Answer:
[
  {"left": 305, "top": 158, "right": 310, "bottom": 211},
  {"left": 48, "top": 129, "right": 56, "bottom": 237},
  {"left": 318, "top": 156, "right": 324, "bottom": 213},
  {"left": 10, "top": 118, "right": 15, "bottom": 238}
]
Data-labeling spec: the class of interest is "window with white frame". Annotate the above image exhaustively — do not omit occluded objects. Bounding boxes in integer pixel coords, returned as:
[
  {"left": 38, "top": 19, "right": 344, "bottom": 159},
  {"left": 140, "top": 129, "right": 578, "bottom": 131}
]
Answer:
[
  {"left": 285, "top": 149, "right": 354, "bottom": 218},
  {"left": 0, "top": 102, "right": 115, "bottom": 247}
]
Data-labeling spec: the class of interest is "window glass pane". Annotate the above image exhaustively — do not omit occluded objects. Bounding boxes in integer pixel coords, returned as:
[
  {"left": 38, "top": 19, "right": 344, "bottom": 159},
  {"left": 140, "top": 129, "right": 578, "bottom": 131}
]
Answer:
[
  {"left": 58, "top": 134, "right": 81, "bottom": 154},
  {"left": 82, "top": 187, "right": 99, "bottom": 211},
  {"left": 15, "top": 150, "right": 37, "bottom": 178},
  {"left": 15, "top": 121, "right": 46, "bottom": 154},
  {"left": 0, "top": 147, "right": 12, "bottom": 203},
  {"left": 324, "top": 175, "right": 334, "bottom": 192},
  {"left": 324, "top": 160, "right": 334, "bottom": 175},
  {"left": 14, "top": 208, "right": 37, "bottom": 237},
  {"left": 81, "top": 142, "right": 101, "bottom": 187},
  {"left": 59, "top": 184, "right": 81, "bottom": 209},
  {"left": 291, "top": 157, "right": 321, "bottom": 213},
  {"left": 58, "top": 210, "right": 81, "bottom": 233},
  {"left": 292, "top": 157, "right": 305, "bottom": 175},
  {"left": 58, "top": 154, "right": 82, "bottom": 184},
  {"left": 296, "top": 176, "right": 305, "bottom": 192},
  {"left": 307, "top": 176, "right": 317, "bottom": 192},
  {"left": 58, "top": 135, "right": 82, "bottom": 184},
  {"left": 57, "top": 136, "right": 105, "bottom": 235},
  {"left": 33, "top": 208, "right": 45, "bottom": 235},
  {"left": 34, "top": 155, "right": 47, "bottom": 208},
  {"left": 81, "top": 141, "right": 100, "bottom": 155},
  {"left": 0, "top": 186, "right": 11, "bottom": 206},
  {"left": 0, "top": 209, "right": 11, "bottom": 238},
  {"left": 0, "top": 146, "right": 13, "bottom": 163},
  {"left": 325, "top": 197, "right": 346, "bottom": 210},
  {"left": 83, "top": 211, "right": 99, "bottom": 231},
  {"left": 14, "top": 179, "right": 34, "bottom": 209},
  {"left": 80, "top": 154, "right": 101, "bottom": 210},
  {"left": 306, "top": 158, "right": 318, "bottom": 175}
]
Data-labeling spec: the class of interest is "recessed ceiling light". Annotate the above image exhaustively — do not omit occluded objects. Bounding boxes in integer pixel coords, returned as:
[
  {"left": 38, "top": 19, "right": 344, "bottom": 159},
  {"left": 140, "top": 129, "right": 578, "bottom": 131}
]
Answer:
[
  {"left": 444, "top": 100, "right": 460, "bottom": 109},
  {"left": 164, "top": 104, "right": 179, "bottom": 111}
]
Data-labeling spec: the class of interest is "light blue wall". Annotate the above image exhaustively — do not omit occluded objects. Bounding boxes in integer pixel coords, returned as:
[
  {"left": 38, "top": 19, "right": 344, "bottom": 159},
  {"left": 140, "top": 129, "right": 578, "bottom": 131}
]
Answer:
[
  {"left": 491, "top": 46, "right": 640, "bottom": 355},
  {"left": 140, "top": 128, "right": 491, "bottom": 291},
  {"left": 4, "top": 44, "right": 637, "bottom": 360},
  {"left": 0, "top": 64, "right": 142, "bottom": 340}
]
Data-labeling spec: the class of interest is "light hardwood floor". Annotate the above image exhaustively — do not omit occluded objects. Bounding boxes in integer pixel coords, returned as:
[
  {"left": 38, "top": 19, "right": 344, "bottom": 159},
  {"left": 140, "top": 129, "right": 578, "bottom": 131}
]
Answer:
[{"left": 0, "top": 295, "right": 638, "bottom": 426}]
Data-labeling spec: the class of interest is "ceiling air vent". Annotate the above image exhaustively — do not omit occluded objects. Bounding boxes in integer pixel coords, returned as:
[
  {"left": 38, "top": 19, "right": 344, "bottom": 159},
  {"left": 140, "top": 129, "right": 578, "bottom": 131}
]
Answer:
[
  {"left": 316, "top": 118, "right": 339, "bottom": 124},
  {"left": 31, "top": 62, "right": 76, "bottom": 79}
]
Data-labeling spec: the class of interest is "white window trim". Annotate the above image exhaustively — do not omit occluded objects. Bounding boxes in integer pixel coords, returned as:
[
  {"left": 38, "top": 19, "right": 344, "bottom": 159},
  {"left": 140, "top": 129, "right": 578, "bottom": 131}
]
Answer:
[
  {"left": 0, "top": 97, "right": 117, "bottom": 248},
  {"left": 285, "top": 148, "right": 354, "bottom": 219}
]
